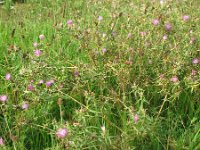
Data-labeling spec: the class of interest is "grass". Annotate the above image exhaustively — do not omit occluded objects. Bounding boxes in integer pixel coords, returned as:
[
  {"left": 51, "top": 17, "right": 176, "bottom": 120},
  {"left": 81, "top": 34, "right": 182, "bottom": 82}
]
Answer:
[{"left": 0, "top": 0, "right": 200, "bottom": 149}]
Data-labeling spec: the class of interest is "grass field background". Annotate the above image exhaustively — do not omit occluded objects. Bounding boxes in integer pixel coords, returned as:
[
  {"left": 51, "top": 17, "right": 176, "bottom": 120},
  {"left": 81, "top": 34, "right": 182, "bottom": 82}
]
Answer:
[{"left": 0, "top": 0, "right": 199, "bottom": 149}]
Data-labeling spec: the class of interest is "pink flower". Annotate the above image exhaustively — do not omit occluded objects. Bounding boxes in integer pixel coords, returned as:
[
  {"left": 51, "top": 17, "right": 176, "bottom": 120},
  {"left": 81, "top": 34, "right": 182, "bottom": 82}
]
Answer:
[
  {"left": 127, "top": 33, "right": 132, "bottom": 38},
  {"left": 67, "top": 20, "right": 73, "bottom": 27},
  {"left": 74, "top": 70, "right": 80, "bottom": 77},
  {"left": 192, "top": 58, "right": 199, "bottom": 64},
  {"left": 0, "top": 95, "right": 8, "bottom": 102},
  {"left": 182, "top": 15, "right": 190, "bottom": 21},
  {"left": 191, "top": 69, "right": 197, "bottom": 76},
  {"left": 22, "top": 102, "right": 29, "bottom": 110},
  {"left": 5, "top": 73, "right": 11, "bottom": 80},
  {"left": 33, "top": 42, "right": 38, "bottom": 47},
  {"left": 39, "top": 34, "right": 45, "bottom": 40},
  {"left": 190, "top": 37, "right": 195, "bottom": 44},
  {"left": 59, "top": 83, "right": 64, "bottom": 89},
  {"left": 27, "top": 84, "right": 34, "bottom": 91},
  {"left": 46, "top": 80, "right": 54, "bottom": 87},
  {"left": 0, "top": 137, "right": 4, "bottom": 146},
  {"left": 163, "top": 35, "right": 167, "bottom": 40},
  {"left": 160, "top": 74, "right": 164, "bottom": 79},
  {"left": 165, "top": 23, "right": 172, "bottom": 31},
  {"left": 102, "top": 48, "right": 107, "bottom": 54},
  {"left": 34, "top": 50, "right": 42, "bottom": 57},
  {"left": 125, "top": 60, "right": 132, "bottom": 65},
  {"left": 94, "top": 51, "right": 99, "bottom": 56},
  {"left": 133, "top": 114, "right": 139, "bottom": 123},
  {"left": 112, "top": 32, "right": 117, "bottom": 37},
  {"left": 140, "top": 31, "right": 146, "bottom": 36},
  {"left": 152, "top": 19, "right": 159, "bottom": 26},
  {"left": 171, "top": 76, "right": 179, "bottom": 83},
  {"left": 98, "top": 16, "right": 103, "bottom": 22},
  {"left": 38, "top": 80, "right": 44, "bottom": 85},
  {"left": 56, "top": 128, "right": 68, "bottom": 138}
]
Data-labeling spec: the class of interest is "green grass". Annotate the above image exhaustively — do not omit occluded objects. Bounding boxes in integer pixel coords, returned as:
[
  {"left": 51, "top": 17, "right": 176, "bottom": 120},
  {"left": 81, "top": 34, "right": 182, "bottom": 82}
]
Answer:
[{"left": 0, "top": 0, "right": 200, "bottom": 149}]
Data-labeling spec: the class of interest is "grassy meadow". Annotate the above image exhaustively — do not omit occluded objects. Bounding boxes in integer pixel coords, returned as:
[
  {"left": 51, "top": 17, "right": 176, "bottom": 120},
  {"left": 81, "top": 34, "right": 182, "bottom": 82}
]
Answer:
[{"left": 0, "top": 0, "right": 200, "bottom": 149}]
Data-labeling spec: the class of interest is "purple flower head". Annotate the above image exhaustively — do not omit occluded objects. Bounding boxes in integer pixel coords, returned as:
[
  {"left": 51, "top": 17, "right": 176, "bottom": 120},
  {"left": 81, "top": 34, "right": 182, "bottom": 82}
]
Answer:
[
  {"left": 27, "top": 84, "right": 34, "bottom": 91},
  {"left": 102, "top": 48, "right": 107, "bottom": 54},
  {"left": 33, "top": 42, "right": 38, "bottom": 47},
  {"left": 165, "top": 23, "right": 172, "bottom": 31},
  {"left": 98, "top": 16, "right": 103, "bottom": 22},
  {"left": 56, "top": 128, "right": 68, "bottom": 138},
  {"left": 192, "top": 58, "right": 199, "bottom": 64},
  {"left": 182, "top": 15, "right": 190, "bottom": 21},
  {"left": 46, "top": 80, "right": 54, "bottom": 87},
  {"left": 0, "top": 137, "right": 4, "bottom": 146},
  {"left": 39, "top": 34, "right": 45, "bottom": 40},
  {"left": 34, "top": 50, "right": 42, "bottom": 57},
  {"left": 0, "top": 95, "right": 8, "bottom": 102},
  {"left": 191, "top": 69, "right": 197, "bottom": 76},
  {"left": 22, "top": 102, "right": 29, "bottom": 110},
  {"left": 67, "top": 20, "right": 73, "bottom": 27},
  {"left": 133, "top": 114, "right": 139, "bottom": 123},
  {"left": 5, "top": 73, "right": 11, "bottom": 80},
  {"left": 171, "top": 76, "right": 179, "bottom": 83},
  {"left": 152, "top": 19, "right": 159, "bottom": 26}
]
